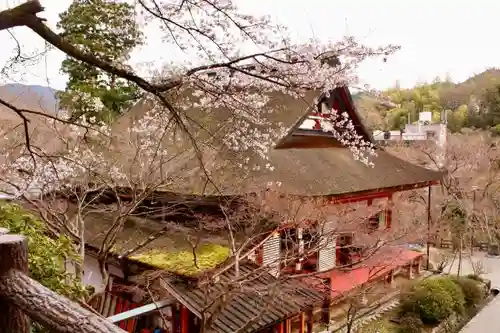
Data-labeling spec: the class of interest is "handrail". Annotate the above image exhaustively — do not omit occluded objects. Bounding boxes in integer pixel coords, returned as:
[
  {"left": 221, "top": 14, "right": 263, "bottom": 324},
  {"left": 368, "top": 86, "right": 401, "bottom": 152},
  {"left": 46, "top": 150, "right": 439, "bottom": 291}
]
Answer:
[{"left": 0, "top": 233, "right": 127, "bottom": 333}]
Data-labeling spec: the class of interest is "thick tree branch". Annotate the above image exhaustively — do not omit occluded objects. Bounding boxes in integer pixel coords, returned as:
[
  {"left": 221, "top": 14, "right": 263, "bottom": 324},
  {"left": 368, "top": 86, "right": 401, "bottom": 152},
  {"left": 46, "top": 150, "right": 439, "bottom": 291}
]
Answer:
[
  {"left": 0, "top": 98, "right": 32, "bottom": 154},
  {"left": 0, "top": 0, "right": 43, "bottom": 30},
  {"left": 0, "top": 1, "right": 290, "bottom": 96}
]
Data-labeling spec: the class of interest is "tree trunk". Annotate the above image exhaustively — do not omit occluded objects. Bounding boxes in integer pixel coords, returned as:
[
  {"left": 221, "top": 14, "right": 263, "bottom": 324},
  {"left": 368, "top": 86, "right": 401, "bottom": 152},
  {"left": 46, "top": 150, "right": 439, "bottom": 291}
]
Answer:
[
  {"left": 97, "top": 255, "right": 110, "bottom": 295},
  {"left": 234, "top": 252, "right": 240, "bottom": 277},
  {"left": 0, "top": 269, "right": 127, "bottom": 333},
  {"left": 457, "top": 236, "right": 462, "bottom": 277},
  {"left": 0, "top": 234, "right": 30, "bottom": 333},
  {"left": 75, "top": 214, "right": 86, "bottom": 281},
  {"left": 74, "top": 250, "right": 84, "bottom": 282}
]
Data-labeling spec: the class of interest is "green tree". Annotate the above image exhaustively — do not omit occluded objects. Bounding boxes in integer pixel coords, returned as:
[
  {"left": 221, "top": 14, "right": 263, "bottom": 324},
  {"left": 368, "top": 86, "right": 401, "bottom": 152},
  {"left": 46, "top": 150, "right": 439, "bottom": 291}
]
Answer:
[
  {"left": 447, "top": 105, "right": 468, "bottom": 132},
  {"left": 388, "top": 107, "right": 409, "bottom": 130},
  {"left": 0, "top": 202, "right": 88, "bottom": 333},
  {"left": 57, "top": 0, "right": 144, "bottom": 124},
  {"left": 481, "top": 84, "right": 500, "bottom": 128}
]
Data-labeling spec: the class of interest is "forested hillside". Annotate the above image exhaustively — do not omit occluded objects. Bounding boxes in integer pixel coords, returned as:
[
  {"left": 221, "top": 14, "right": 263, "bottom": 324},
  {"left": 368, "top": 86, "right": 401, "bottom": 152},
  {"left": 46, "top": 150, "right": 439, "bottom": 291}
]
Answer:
[{"left": 355, "top": 68, "right": 500, "bottom": 134}]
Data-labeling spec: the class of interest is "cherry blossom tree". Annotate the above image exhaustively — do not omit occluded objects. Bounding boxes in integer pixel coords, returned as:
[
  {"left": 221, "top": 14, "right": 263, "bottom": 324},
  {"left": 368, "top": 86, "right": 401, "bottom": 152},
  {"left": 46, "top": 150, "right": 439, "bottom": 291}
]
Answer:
[
  {"left": 388, "top": 132, "right": 500, "bottom": 274},
  {"left": 0, "top": 0, "right": 401, "bottom": 301},
  {"left": 0, "top": 0, "right": 399, "bottom": 168},
  {"left": 0, "top": 108, "right": 175, "bottom": 288}
]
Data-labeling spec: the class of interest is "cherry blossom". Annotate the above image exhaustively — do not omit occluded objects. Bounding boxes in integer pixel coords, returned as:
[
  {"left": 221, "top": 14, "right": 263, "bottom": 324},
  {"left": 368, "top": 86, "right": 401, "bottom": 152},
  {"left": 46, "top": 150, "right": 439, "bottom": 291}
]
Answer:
[
  {"left": 0, "top": 0, "right": 399, "bottom": 197},
  {"left": 135, "top": 0, "right": 397, "bottom": 166}
]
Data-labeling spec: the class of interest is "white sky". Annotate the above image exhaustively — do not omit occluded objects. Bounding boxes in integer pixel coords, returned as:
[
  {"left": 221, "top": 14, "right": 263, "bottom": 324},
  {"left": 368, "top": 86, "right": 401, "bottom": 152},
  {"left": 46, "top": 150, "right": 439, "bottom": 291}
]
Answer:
[{"left": 1, "top": 0, "right": 499, "bottom": 90}]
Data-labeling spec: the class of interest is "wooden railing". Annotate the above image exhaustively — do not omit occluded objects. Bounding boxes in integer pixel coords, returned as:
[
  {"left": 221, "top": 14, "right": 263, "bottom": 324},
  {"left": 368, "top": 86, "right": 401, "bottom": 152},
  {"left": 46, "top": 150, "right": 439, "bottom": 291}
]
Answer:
[{"left": 0, "top": 230, "right": 127, "bottom": 333}]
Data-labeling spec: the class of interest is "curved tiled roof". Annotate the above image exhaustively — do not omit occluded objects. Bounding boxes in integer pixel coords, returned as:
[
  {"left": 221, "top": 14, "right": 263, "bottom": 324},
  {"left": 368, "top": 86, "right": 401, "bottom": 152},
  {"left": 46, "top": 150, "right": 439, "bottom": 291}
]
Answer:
[{"left": 161, "top": 261, "right": 325, "bottom": 333}]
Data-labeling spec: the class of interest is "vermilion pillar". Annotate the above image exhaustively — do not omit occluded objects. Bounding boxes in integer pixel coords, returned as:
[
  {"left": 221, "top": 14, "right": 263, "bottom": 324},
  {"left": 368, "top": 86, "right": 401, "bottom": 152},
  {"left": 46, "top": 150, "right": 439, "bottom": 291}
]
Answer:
[
  {"left": 180, "top": 306, "right": 189, "bottom": 333},
  {"left": 386, "top": 194, "right": 393, "bottom": 229}
]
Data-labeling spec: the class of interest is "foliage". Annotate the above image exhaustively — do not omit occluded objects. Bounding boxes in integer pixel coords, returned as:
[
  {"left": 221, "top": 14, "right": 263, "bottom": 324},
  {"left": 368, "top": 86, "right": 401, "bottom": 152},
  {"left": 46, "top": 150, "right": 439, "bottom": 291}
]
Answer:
[
  {"left": 359, "top": 318, "right": 393, "bottom": 333},
  {"left": 356, "top": 69, "right": 500, "bottom": 134},
  {"left": 441, "top": 200, "right": 467, "bottom": 235},
  {"left": 451, "top": 277, "right": 484, "bottom": 307},
  {"left": 465, "top": 274, "right": 483, "bottom": 282},
  {"left": 382, "top": 79, "right": 450, "bottom": 129},
  {"left": 478, "top": 84, "right": 500, "bottom": 128},
  {"left": 398, "top": 313, "right": 424, "bottom": 333},
  {"left": 434, "top": 277, "right": 466, "bottom": 314},
  {"left": 492, "top": 124, "right": 500, "bottom": 136},
  {"left": 0, "top": 202, "right": 87, "bottom": 298},
  {"left": 131, "top": 243, "right": 230, "bottom": 276},
  {"left": 399, "top": 277, "right": 465, "bottom": 325},
  {"left": 0, "top": 202, "right": 88, "bottom": 333},
  {"left": 57, "top": 0, "right": 144, "bottom": 123}
]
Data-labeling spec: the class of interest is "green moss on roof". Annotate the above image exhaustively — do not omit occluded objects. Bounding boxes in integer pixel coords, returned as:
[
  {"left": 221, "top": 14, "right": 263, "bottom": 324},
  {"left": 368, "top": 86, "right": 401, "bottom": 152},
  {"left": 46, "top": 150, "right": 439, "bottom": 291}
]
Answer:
[{"left": 130, "top": 243, "right": 230, "bottom": 276}]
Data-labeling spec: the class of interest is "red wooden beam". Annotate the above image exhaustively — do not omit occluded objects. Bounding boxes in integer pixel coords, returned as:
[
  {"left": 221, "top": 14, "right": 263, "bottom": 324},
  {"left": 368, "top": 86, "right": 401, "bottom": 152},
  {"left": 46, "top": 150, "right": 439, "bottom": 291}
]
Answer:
[
  {"left": 272, "top": 181, "right": 439, "bottom": 233},
  {"left": 338, "top": 86, "right": 372, "bottom": 143},
  {"left": 325, "top": 180, "right": 440, "bottom": 204},
  {"left": 180, "top": 305, "right": 189, "bottom": 333}
]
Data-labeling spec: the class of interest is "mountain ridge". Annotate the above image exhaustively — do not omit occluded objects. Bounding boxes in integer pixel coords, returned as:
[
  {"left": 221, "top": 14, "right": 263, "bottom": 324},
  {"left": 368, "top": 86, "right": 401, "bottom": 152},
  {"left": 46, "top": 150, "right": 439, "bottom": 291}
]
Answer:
[
  {"left": 4, "top": 68, "right": 500, "bottom": 117},
  {"left": 0, "top": 83, "right": 60, "bottom": 114}
]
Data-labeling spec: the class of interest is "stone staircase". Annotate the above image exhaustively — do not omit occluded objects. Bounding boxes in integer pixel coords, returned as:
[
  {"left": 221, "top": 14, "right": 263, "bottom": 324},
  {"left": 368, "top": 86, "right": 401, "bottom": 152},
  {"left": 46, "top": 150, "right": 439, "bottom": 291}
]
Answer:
[
  {"left": 335, "top": 299, "right": 400, "bottom": 333},
  {"left": 317, "top": 297, "right": 400, "bottom": 333}
]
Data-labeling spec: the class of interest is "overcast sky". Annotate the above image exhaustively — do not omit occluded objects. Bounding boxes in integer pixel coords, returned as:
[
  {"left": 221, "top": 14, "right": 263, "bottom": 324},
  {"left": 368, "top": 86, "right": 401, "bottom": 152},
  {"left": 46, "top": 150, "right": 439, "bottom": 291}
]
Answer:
[{"left": 1, "top": 0, "right": 498, "bottom": 90}]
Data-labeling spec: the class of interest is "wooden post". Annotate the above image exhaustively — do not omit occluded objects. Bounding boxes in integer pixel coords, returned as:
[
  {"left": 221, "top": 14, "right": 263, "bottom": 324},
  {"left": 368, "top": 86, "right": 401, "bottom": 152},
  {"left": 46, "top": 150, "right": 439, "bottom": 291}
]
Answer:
[
  {"left": 408, "top": 261, "right": 414, "bottom": 280},
  {"left": 0, "top": 233, "right": 128, "bottom": 333},
  {"left": 299, "top": 312, "right": 305, "bottom": 333},
  {"left": 426, "top": 186, "right": 432, "bottom": 270},
  {"left": 285, "top": 318, "right": 292, "bottom": 333},
  {"left": 0, "top": 270, "right": 129, "bottom": 333},
  {"left": 321, "top": 298, "right": 330, "bottom": 326},
  {"left": 306, "top": 309, "right": 313, "bottom": 333},
  {"left": 0, "top": 234, "right": 30, "bottom": 333}
]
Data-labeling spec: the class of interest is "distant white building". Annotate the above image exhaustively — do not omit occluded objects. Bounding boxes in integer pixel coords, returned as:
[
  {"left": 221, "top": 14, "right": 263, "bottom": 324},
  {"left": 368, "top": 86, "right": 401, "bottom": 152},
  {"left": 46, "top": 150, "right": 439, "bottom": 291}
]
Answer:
[
  {"left": 374, "top": 111, "right": 447, "bottom": 143},
  {"left": 373, "top": 111, "right": 447, "bottom": 168}
]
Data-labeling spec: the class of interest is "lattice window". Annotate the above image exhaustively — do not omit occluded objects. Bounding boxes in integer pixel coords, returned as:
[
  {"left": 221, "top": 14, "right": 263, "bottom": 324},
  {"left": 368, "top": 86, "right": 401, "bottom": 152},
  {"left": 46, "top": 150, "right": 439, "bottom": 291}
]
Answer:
[{"left": 367, "top": 211, "right": 386, "bottom": 233}]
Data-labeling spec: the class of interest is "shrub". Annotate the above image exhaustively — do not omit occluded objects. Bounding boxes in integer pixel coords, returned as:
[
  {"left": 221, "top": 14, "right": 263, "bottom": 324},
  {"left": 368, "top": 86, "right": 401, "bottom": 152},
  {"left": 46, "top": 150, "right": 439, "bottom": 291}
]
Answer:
[
  {"left": 434, "top": 277, "right": 466, "bottom": 314},
  {"left": 361, "top": 319, "right": 391, "bottom": 333},
  {"left": 400, "top": 284, "right": 453, "bottom": 324},
  {"left": 451, "top": 277, "right": 484, "bottom": 307},
  {"left": 399, "top": 277, "right": 465, "bottom": 325},
  {"left": 466, "top": 274, "right": 483, "bottom": 282},
  {"left": 398, "top": 313, "right": 424, "bottom": 333}
]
